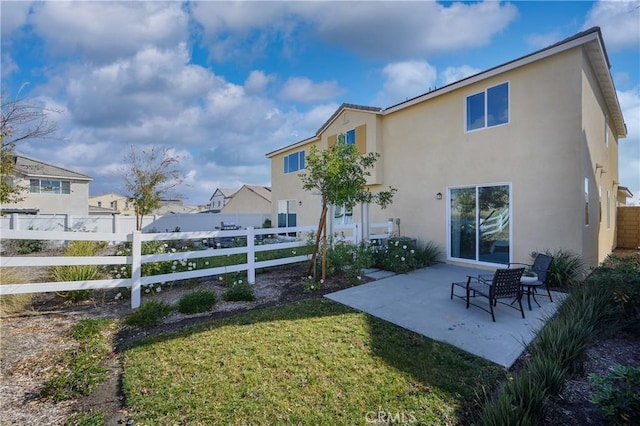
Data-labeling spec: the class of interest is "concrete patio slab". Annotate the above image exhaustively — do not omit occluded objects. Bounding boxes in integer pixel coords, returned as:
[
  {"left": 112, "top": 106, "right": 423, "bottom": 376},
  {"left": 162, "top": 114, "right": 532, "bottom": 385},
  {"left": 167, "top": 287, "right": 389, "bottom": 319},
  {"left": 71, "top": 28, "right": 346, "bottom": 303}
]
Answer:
[{"left": 325, "top": 263, "right": 566, "bottom": 368}]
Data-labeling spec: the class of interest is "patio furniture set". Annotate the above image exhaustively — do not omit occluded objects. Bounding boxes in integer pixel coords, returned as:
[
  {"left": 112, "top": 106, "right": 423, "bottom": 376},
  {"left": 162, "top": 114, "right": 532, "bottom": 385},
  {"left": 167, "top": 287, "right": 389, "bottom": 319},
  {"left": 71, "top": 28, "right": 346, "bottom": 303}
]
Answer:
[{"left": 450, "top": 254, "right": 554, "bottom": 322}]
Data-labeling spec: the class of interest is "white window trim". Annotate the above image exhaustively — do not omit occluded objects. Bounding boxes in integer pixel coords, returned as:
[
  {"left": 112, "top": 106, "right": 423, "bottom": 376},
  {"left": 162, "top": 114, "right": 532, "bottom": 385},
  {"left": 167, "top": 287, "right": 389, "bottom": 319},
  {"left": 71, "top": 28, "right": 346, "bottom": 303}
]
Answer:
[{"left": 465, "top": 81, "right": 510, "bottom": 133}]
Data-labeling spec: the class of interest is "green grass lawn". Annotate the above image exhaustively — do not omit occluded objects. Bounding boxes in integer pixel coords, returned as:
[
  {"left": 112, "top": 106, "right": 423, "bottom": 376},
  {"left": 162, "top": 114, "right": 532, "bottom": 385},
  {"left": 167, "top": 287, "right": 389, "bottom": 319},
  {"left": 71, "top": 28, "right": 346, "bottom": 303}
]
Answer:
[{"left": 122, "top": 298, "right": 504, "bottom": 425}]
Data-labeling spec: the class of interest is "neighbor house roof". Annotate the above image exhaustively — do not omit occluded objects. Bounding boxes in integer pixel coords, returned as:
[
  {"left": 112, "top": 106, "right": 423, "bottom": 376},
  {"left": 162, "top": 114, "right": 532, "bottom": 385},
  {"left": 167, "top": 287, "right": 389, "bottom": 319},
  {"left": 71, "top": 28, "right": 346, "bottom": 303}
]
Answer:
[
  {"left": 13, "top": 154, "right": 92, "bottom": 181},
  {"left": 209, "top": 187, "right": 239, "bottom": 201},
  {"left": 242, "top": 185, "right": 272, "bottom": 202},
  {"left": 267, "top": 27, "right": 626, "bottom": 159},
  {"left": 88, "top": 205, "right": 120, "bottom": 214}
]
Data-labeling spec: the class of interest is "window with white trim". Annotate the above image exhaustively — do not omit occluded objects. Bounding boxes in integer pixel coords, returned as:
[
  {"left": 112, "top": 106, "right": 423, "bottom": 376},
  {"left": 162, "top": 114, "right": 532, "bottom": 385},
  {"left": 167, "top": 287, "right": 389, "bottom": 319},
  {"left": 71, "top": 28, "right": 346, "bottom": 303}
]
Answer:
[
  {"left": 284, "top": 150, "right": 305, "bottom": 174},
  {"left": 605, "top": 115, "right": 609, "bottom": 148},
  {"left": 466, "top": 82, "right": 509, "bottom": 131},
  {"left": 606, "top": 190, "right": 611, "bottom": 229},
  {"left": 584, "top": 178, "right": 589, "bottom": 226},
  {"left": 30, "top": 179, "right": 71, "bottom": 194}
]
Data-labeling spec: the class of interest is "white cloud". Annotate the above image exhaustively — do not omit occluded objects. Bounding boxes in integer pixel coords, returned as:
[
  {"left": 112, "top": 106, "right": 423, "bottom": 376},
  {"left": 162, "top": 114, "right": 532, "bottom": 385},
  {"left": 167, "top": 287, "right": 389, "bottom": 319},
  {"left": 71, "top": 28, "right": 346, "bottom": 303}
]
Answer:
[
  {"left": 376, "top": 61, "right": 437, "bottom": 106},
  {"left": 584, "top": 0, "right": 640, "bottom": 51},
  {"left": 191, "top": 1, "right": 518, "bottom": 61},
  {"left": 441, "top": 65, "right": 482, "bottom": 86},
  {"left": 279, "top": 77, "right": 345, "bottom": 102},
  {"left": 0, "top": 1, "right": 32, "bottom": 36},
  {"left": 27, "top": 2, "right": 188, "bottom": 63},
  {"left": 525, "top": 31, "right": 566, "bottom": 50},
  {"left": 245, "top": 70, "right": 275, "bottom": 93}
]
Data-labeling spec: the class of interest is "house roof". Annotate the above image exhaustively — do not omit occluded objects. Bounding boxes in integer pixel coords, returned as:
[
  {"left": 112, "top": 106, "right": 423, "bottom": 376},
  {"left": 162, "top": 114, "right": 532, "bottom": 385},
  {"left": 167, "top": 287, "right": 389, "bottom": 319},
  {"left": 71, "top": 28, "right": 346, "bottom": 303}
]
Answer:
[
  {"left": 89, "top": 193, "right": 127, "bottom": 200},
  {"left": 267, "top": 27, "right": 626, "bottom": 159},
  {"left": 618, "top": 186, "right": 634, "bottom": 198},
  {"left": 13, "top": 154, "right": 92, "bottom": 181},
  {"left": 242, "top": 185, "right": 272, "bottom": 202},
  {"left": 209, "top": 187, "right": 239, "bottom": 201}
]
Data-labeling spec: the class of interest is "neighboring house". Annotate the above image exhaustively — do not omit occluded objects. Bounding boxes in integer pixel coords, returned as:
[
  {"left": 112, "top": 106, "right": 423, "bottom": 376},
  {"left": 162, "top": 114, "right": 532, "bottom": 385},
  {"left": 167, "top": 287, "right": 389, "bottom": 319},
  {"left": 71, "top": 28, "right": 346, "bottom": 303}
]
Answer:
[
  {"left": 617, "top": 186, "right": 634, "bottom": 206},
  {"left": 89, "top": 193, "right": 135, "bottom": 215},
  {"left": 88, "top": 204, "right": 120, "bottom": 216},
  {"left": 2, "top": 154, "right": 92, "bottom": 216},
  {"left": 266, "top": 27, "right": 627, "bottom": 267},
  {"left": 151, "top": 199, "right": 205, "bottom": 215},
  {"left": 208, "top": 188, "right": 238, "bottom": 212},
  {"left": 221, "top": 185, "right": 271, "bottom": 215}
]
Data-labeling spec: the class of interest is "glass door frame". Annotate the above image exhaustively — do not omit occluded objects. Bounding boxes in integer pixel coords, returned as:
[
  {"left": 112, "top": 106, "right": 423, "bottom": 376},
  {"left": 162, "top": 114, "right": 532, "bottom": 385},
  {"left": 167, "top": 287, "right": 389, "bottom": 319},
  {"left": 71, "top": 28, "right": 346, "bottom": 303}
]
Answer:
[{"left": 446, "top": 182, "right": 513, "bottom": 266}]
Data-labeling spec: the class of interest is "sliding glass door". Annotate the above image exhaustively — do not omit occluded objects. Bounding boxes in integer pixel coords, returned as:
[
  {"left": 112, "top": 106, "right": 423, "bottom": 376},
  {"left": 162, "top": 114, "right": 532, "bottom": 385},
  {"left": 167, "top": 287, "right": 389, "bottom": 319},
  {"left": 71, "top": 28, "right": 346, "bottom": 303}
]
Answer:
[{"left": 449, "top": 184, "right": 511, "bottom": 265}]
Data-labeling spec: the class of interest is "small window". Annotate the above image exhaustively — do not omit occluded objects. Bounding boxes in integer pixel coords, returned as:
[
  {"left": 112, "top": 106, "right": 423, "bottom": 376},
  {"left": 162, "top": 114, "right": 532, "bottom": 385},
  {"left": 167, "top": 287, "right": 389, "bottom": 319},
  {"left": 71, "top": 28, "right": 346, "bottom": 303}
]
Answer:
[
  {"left": 605, "top": 115, "right": 609, "bottom": 148},
  {"left": 97, "top": 201, "right": 102, "bottom": 207},
  {"left": 345, "top": 129, "right": 355, "bottom": 145},
  {"left": 284, "top": 150, "right": 305, "bottom": 174},
  {"left": 466, "top": 82, "right": 509, "bottom": 131},
  {"left": 606, "top": 190, "right": 611, "bottom": 229},
  {"left": 584, "top": 178, "right": 589, "bottom": 226}
]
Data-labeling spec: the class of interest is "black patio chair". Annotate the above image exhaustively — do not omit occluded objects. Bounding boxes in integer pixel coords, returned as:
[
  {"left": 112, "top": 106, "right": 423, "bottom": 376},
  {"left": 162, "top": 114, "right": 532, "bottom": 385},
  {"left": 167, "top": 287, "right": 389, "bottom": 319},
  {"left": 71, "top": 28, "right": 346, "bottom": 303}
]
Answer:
[
  {"left": 509, "top": 253, "right": 554, "bottom": 303},
  {"left": 452, "top": 267, "right": 525, "bottom": 322}
]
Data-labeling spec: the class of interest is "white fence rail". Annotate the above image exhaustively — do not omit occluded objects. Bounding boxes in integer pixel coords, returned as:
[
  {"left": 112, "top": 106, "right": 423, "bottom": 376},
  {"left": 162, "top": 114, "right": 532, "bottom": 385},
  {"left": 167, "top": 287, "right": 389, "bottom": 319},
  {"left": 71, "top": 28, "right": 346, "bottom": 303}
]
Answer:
[
  {"left": 1, "top": 226, "right": 315, "bottom": 309},
  {"left": 1, "top": 220, "right": 394, "bottom": 310}
]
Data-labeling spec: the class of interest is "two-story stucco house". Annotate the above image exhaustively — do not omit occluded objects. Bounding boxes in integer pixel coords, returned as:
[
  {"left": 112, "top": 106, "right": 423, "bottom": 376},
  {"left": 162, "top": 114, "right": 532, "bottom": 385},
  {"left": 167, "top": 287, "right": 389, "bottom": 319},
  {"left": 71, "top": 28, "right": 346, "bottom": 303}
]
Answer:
[
  {"left": 266, "top": 27, "right": 627, "bottom": 268},
  {"left": 221, "top": 185, "right": 272, "bottom": 215},
  {"left": 2, "top": 154, "right": 92, "bottom": 216},
  {"left": 208, "top": 188, "right": 238, "bottom": 212}
]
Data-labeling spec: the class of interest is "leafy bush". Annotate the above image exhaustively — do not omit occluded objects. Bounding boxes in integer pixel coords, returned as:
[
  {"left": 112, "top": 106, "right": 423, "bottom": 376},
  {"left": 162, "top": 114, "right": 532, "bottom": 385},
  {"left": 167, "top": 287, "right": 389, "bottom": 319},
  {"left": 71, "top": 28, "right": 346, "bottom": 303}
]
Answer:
[
  {"left": 589, "top": 364, "right": 640, "bottom": 424},
  {"left": 223, "top": 281, "right": 255, "bottom": 302},
  {"left": 587, "top": 253, "right": 640, "bottom": 331},
  {"left": 538, "top": 249, "right": 587, "bottom": 289},
  {"left": 124, "top": 300, "right": 173, "bottom": 328},
  {"left": 177, "top": 290, "right": 216, "bottom": 314},
  {"left": 373, "top": 237, "right": 442, "bottom": 274},
  {"left": 50, "top": 240, "right": 103, "bottom": 302}
]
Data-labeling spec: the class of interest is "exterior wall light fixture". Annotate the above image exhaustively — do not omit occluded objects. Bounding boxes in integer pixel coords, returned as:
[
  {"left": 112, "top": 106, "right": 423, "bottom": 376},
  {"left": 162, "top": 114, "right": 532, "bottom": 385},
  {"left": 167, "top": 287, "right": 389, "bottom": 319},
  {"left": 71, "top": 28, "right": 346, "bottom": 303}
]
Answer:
[{"left": 436, "top": 192, "right": 443, "bottom": 200}]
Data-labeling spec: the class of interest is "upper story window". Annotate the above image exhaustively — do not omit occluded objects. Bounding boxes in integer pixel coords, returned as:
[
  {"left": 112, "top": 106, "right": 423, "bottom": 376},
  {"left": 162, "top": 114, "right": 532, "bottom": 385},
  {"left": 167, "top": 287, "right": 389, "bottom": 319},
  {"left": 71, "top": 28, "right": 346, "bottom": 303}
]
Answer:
[
  {"left": 284, "top": 150, "right": 305, "bottom": 174},
  {"left": 30, "top": 179, "right": 71, "bottom": 194},
  {"left": 466, "top": 82, "right": 509, "bottom": 131},
  {"left": 605, "top": 115, "right": 609, "bottom": 148},
  {"left": 345, "top": 129, "right": 355, "bottom": 145}
]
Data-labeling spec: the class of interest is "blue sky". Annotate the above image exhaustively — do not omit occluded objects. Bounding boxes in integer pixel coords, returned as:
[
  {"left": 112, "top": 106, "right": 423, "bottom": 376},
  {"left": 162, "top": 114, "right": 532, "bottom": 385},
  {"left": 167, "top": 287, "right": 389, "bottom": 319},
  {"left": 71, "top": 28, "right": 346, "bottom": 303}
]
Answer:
[{"left": 2, "top": 0, "right": 639, "bottom": 205}]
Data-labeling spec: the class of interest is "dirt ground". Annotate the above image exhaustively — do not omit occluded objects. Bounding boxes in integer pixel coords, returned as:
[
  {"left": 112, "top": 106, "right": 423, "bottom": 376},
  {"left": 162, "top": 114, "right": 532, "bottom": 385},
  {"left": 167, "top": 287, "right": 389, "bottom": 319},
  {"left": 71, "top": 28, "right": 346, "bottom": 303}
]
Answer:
[{"left": 1, "top": 260, "right": 639, "bottom": 425}]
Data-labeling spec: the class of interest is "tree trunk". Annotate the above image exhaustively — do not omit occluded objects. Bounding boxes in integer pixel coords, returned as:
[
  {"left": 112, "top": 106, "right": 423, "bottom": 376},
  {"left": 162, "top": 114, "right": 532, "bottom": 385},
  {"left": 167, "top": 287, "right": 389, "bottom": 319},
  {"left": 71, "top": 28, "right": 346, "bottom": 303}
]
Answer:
[
  {"left": 307, "top": 203, "right": 327, "bottom": 278},
  {"left": 322, "top": 205, "right": 328, "bottom": 280}
]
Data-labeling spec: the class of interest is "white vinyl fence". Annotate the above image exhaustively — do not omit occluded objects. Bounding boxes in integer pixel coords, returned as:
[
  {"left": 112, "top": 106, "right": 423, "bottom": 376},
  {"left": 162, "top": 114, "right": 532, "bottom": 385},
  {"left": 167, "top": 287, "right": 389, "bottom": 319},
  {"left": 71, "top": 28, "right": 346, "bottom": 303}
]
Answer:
[
  {"left": 0, "top": 212, "right": 272, "bottom": 234},
  {"left": 1, "top": 220, "right": 394, "bottom": 310}
]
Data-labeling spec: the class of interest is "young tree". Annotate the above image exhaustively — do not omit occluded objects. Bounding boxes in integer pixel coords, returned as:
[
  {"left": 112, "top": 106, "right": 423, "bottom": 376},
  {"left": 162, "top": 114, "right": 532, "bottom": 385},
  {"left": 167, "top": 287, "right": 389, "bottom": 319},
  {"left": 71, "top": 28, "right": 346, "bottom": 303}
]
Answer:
[
  {"left": 299, "top": 136, "right": 396, "bottom": 280},
  {"left": 121, "top": 146, "right": 184, "bottom": 230},
  {"left": 1, "top": 90, "right": 59, "bottom": 203}
]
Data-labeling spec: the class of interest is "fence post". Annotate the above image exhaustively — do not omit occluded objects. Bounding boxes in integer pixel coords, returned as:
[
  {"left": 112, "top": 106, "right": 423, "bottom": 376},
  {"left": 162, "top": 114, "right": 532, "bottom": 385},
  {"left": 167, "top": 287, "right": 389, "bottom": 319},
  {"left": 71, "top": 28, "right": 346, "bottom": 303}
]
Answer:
[
  {"left": 10, "top": 213, "right": 19, "bottom": 230},
  {"left": 112, "top": 214, "right": 118, "bottom": 234},
  {"left": 246, "top": 227, "right": 256, "bottom": 284},
  {"left": 65, "top": 214, "right": 72, "bottom": 231},
  {"left": 131, "top": 231, "right": 142, "bottom": 309}
]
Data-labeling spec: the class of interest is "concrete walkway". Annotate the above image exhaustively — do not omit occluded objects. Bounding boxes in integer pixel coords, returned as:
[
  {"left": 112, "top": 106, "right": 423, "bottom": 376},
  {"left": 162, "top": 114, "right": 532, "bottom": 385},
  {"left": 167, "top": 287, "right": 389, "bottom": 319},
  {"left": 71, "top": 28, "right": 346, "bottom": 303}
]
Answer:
[{"left": 325, "top": 264, "right": 566, "bottom": 368}]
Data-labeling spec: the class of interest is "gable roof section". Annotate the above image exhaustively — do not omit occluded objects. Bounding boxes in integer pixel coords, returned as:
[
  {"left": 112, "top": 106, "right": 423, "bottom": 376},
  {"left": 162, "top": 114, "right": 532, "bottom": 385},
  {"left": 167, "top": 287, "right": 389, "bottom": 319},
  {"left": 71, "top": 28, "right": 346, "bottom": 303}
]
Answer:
[
  {"left": 242, "top": 184, "right": 272, "bottom": 202},
  {"left": 14, "top": 154, "right": 92, "bottom": 181},
  {"left": 267, "top": 27, "right": 626, "bottom": 160},
  {"left": 385, "top": 27, "right": 626, "bottom": 138},
  {"left": 209, "top": 187, "right": 239, "bottom": 201},
  {"left": 266, "top": 103, "right": 382, "bottom": 158}
]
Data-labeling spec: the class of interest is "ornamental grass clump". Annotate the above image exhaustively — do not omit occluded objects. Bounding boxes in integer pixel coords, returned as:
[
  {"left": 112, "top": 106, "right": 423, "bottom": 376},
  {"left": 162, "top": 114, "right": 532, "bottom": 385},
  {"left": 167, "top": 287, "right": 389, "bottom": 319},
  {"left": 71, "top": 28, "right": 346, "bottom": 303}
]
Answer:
[
  {"left": 0, "top": 267, "right": 32, "bottom": 315},
  {"left": 177, "top": 290, "right": 216, "bottom": 314},
  {"left": 540, "top": 248, "right": 587, "bottom": 289},
  {"left": 125, "top": 300, "right": 173, "bottom": 328},
  {"left": 50, "top": 240, "right": 103, "bottom": 302}
]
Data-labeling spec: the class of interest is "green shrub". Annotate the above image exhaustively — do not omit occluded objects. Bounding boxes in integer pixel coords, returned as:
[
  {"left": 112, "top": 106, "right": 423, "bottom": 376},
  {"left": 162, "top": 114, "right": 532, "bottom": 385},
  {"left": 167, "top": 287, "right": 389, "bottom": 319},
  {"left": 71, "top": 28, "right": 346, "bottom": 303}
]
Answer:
[
  {"left": 223, "top": 281, "right": 255, "bottom": 302},
  {"left": 177, "top": 290, "right": 216, "bottom": 314},
  {"left": 415, "top": 241, "right": 444, "bottom": 267},
  {"left": 587, "top": 253, "right": 640, "bottom": 331},
  {"left": 374, "top": 237, "right": 420, "bottom": 273},
  {"left": 124, "top": 300, "right": 173, "bottom": 328},
  {"left": 539, "top": 249, "right": 587, "bottom": 289},
  {"left": 589, "top": 364, "right": 640, "bottom": 424},
  {"left": 50, "top": 240, "right": 103, "bottom": 303}
]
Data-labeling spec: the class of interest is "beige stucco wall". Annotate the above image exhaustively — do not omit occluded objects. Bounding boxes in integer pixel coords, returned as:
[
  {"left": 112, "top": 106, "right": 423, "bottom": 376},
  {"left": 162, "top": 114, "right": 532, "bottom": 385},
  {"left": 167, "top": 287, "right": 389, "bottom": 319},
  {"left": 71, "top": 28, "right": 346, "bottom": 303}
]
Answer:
[
  {"left": 269, "top": 45, "right": 621, "bottom": 268},
  {"left": 89, "top": 193, "right": 135, "bottom": 215},
  {"left": 222, "top": 187, "right": 271, "bottom": 215},
  {"left": 5, "top": 176, "right": 90, "bottom": 216}
]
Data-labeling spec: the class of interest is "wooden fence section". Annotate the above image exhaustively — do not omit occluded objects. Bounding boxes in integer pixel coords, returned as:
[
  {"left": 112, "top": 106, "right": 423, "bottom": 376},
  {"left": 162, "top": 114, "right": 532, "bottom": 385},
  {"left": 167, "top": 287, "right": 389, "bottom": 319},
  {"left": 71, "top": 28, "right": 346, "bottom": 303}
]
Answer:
[{"left": 617, "top": 206, "right": 640, "bottom": 248}]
